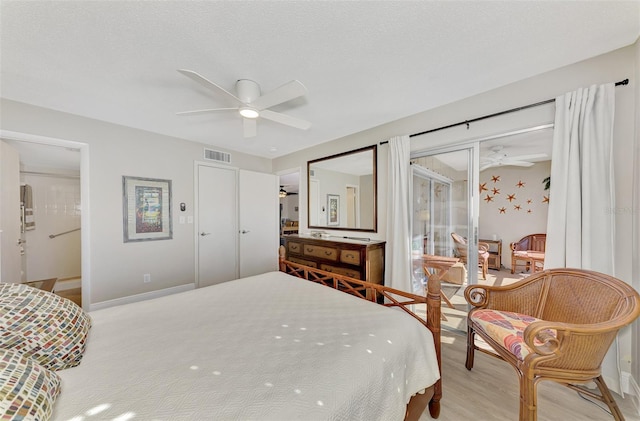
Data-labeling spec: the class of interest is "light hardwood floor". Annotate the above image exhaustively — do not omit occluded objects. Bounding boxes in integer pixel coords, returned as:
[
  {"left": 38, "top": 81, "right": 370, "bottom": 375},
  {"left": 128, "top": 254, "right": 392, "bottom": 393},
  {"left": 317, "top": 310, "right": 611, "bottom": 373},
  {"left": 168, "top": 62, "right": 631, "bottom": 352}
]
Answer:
[
  {"left": 422, "top": 267, "right": 640, "bottom": 421},
  {"left": 421, "top": 329, "right": 639, "bottom": 420},
  {"left": 56, "top": 287, "right": 81, "bottom": 307}
]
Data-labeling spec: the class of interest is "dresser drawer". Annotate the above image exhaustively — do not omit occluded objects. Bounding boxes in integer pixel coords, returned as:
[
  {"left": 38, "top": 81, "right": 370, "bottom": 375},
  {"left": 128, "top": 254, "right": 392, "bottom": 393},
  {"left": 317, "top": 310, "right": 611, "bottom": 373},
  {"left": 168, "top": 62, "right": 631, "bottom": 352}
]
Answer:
[
  {"left": 320, "top": 264, "right": 361, "bottom": 279},
  {"left": 289, "top": 257, "right": 318, "bottom": 268},
  {"left": 303, "top": 245, "right": 338, "bottom": 261},
  {"left": 288, "top": 242, "right": 302, "bottom": 254},
  {"left": 340, "top": 249, "right": 361, "bottom": 265}
]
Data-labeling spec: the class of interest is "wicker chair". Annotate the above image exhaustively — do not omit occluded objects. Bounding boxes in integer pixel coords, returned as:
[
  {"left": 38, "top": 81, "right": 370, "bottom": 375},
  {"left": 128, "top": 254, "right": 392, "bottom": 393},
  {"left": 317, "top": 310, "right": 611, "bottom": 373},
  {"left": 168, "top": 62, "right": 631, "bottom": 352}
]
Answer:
[
  {"left": 510, "top": 233, "right": 546, "bottom": 274},
  {"left": 451, "top": 232, "right": 489, "bottom": 280},
  {"left": 464, "top": 269, "right": 640, "bottom": 421}
]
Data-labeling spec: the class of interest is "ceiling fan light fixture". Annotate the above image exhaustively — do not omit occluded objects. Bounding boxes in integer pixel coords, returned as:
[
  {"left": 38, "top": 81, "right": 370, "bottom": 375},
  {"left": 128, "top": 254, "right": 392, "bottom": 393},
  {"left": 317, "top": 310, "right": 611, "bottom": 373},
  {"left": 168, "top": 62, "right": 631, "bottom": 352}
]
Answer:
[
  {"left": 239, "top": 107, "right": 259, "bottom": 119},
  {"left": 279, "top": 188, "right": 287, "bottom": 198}
]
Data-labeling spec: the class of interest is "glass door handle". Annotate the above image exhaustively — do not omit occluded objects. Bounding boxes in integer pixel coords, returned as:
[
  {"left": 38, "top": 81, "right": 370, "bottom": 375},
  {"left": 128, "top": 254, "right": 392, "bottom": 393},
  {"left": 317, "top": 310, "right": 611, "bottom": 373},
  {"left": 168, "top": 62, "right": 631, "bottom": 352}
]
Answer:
[{"left": 200, "top": 232, "right": 211, "bottom": 236}]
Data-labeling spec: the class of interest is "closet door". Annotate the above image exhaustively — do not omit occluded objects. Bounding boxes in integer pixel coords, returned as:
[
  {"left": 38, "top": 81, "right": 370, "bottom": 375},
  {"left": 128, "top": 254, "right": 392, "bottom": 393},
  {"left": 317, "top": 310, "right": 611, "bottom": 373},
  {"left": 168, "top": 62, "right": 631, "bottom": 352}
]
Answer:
[
  {"left": 238, "top": 170, "right": 278, "bottom": 278},
  {"left": 197, "top": 164, "right": 238, "bottom": 288},
  {"left": 196, "top": 165, "right": 278, "bottom": 287}
]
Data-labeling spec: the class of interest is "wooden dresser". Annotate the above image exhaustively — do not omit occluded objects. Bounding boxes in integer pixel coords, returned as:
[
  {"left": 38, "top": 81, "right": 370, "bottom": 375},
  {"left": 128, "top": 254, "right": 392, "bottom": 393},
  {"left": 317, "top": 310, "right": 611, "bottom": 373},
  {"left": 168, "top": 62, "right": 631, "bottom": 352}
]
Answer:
[{"left": 283, "top": 235, "right": 385, "bottom": 285}]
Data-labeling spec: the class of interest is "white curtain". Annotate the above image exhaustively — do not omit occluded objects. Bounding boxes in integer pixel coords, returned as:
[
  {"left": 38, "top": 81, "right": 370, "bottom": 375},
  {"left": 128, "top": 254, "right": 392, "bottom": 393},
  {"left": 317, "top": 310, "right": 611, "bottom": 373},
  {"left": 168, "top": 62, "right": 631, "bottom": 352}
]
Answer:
[
  {"left": 544, "top": 83, "right": 620, "bottom": 392},
  {"left": 545, "top": 83, "right": 615, "bottom": 271},
  {"left": 385, "top": 135, "right": 414, "bottom": 293}
]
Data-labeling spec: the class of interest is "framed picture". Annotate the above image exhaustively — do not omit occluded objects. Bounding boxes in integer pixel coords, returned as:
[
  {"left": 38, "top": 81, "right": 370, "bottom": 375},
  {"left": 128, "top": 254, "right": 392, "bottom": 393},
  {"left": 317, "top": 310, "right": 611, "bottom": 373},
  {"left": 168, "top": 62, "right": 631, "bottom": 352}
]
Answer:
[
  {"left": 123, "top": 176, "right": 172, "bottom": 242},
  {"left": 327, "top": 194, "right": 340, "bottom": 226}
]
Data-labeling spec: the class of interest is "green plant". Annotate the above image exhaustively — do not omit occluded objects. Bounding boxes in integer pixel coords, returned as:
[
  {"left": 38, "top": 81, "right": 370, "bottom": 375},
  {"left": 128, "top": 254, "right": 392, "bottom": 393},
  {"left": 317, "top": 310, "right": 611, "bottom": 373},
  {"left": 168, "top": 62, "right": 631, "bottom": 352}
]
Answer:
[{"left": 543, "top": 176, "right": 551, "bottom": 190}]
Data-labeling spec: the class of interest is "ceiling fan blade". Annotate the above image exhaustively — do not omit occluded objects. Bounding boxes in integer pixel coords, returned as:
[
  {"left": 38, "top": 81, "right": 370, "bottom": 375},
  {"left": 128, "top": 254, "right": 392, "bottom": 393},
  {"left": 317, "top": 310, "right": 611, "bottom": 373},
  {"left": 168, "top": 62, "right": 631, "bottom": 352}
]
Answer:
[
  {"left": 503, "top": 160, "right": 535, "bottom": 167},
  {"left": 507, "top": 153, "right": 548, "bottom": 161},
  {"left": 250, "top": 80, "right": 307, "bottom": 110},
  {"left": 176, "top": 108, "right": 238, "bottom": 116},
  {"left": 243, "top": 118, "right": 257, "bottom": 138},
  {"left": 260, "top": 109, "right": 311, "bottom": 130},
  {"left": 177, "top": 69, "right": 242, "bottom": 104}
]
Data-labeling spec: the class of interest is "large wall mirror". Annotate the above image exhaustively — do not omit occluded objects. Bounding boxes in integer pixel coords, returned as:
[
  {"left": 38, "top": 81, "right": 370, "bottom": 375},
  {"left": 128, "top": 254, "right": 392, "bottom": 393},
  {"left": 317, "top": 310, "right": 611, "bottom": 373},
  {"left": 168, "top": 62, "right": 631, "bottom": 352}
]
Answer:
[{"left": 307, "top": 145, "right": 377, "bottom": 232}]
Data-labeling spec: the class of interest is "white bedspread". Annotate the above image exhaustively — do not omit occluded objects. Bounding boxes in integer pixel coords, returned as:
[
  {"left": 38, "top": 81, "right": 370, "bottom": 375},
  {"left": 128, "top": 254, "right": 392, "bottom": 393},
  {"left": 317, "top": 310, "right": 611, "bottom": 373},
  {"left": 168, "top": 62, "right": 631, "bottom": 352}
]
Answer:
[{"left": 52, "top": 271, "right": 439, "bottom": 420}]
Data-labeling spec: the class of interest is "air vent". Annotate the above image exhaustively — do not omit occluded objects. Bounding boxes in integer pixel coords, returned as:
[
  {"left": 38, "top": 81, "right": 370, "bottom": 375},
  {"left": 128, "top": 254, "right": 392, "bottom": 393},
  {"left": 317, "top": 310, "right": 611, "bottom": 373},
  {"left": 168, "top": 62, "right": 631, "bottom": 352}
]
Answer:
[{"left": 204, "top": 148, "right": 231, "bottom": 163}]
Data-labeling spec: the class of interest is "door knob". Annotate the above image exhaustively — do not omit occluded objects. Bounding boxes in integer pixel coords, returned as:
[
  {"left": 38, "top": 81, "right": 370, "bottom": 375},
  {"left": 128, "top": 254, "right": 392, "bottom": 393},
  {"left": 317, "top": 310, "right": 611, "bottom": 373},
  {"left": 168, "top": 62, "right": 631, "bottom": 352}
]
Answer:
[
  {"left": 240, "top": 230, "right": 250, "bottom": 234},
  {"left": 200, "top": 232, "right": 211, "bottom": 236}
]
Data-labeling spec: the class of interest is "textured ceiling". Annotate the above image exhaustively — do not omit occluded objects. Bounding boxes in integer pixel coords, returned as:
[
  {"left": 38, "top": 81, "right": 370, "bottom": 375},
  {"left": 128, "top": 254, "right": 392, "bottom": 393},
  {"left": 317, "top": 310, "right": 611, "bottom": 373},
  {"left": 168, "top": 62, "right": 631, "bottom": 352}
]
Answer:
[{"left": 1, "top": 1, "right": 639, "bottom": 161}]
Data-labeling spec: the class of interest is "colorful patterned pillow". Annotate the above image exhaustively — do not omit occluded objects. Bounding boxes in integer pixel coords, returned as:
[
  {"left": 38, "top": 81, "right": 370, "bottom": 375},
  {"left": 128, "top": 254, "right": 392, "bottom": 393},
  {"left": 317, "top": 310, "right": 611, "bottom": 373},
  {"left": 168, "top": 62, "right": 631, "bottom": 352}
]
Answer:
[
  {"left": 0, "top": 347, "right": 61, "bottom": 420},
  {"left": 0, "top": 283, "right": 92, "bottom": 371},
  {"left": 471, "top": 309, "right": 556, "bottom": 360}
]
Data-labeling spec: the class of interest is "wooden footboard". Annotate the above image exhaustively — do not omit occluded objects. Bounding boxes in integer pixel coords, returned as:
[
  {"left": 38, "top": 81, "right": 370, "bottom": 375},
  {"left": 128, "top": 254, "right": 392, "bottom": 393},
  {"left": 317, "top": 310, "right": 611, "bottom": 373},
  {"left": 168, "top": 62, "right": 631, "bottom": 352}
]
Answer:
[{"left": 278, "top": 246, "right": 442, "bottom": 419}]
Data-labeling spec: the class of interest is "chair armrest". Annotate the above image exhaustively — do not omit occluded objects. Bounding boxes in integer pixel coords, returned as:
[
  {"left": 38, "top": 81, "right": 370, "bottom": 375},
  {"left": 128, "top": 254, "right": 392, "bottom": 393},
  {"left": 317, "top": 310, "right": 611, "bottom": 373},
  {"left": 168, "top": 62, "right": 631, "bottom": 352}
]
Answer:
[
  {"left": 464, "top": 282, "right": 539, "bottom": 313},
  {"left": 478, "top": 242, "right": 490, "bottom": 252}
]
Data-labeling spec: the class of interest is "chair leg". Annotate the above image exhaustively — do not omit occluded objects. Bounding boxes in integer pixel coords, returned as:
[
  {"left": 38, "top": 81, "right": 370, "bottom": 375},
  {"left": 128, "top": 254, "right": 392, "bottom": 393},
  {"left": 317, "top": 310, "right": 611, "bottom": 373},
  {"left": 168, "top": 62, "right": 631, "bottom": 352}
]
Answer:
[
  {"left": 593, "top": 376, "right": 625, "bottom": 421},
  {"left": 465, "top": 324, "right": 475, "bottom": 370},
  {"left": 511, "top": 257, "right": 516, "bottom": 274},
  {"left": 482, "top": 261, "right": 488, "bottom": 279},
  {"left": 519, "top": 375, "right": 538, "bottom": 421}
]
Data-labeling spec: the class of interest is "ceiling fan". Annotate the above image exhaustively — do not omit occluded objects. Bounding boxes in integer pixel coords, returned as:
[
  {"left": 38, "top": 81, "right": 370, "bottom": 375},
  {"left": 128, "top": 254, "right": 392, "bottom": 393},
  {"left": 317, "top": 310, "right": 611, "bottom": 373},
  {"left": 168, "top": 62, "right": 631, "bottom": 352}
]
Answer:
[
  {"left": 177, "top": 69, "right": 311, "bottom": 138},
  {"left": 480, "top": 145, "right": 548, "bottom": 171},
  {"left": 279, "top": 186, "right": 298, "bottom": 198}
]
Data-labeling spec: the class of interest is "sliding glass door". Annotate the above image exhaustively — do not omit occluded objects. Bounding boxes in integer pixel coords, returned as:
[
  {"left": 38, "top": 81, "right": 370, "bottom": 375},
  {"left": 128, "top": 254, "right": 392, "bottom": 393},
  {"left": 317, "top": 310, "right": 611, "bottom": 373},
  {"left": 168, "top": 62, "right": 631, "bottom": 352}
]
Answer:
[{"left": 411, "top": 144, "right": 480, "bottom": 287}]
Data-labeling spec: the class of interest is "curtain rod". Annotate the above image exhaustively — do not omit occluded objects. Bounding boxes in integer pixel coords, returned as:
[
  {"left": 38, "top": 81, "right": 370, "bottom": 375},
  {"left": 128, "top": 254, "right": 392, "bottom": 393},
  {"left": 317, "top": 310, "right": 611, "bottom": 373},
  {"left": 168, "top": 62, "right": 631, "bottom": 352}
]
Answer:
[{"left": 380, "top": 78, "right": 629, "bottom": 144}]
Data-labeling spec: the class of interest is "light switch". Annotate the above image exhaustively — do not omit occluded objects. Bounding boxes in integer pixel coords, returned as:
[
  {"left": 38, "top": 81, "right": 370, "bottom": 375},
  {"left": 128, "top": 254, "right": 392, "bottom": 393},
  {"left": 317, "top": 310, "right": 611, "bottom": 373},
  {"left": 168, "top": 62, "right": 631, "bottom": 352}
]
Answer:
[
  {"left": 187, "top": 216, "right": 193, "bottom": 224},
  {"left": 179, "top": 216, "right": 186, "bottom": 224}
]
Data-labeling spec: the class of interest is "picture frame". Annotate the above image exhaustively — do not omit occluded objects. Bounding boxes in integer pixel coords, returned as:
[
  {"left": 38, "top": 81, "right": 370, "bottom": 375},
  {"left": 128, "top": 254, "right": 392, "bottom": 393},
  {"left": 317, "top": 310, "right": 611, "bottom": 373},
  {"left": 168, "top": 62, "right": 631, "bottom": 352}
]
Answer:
[
  {"left": 123, "top": 176, "right": 172, "bottom": 242},
  {"left": 327, "top": 194, "right": 340, "bottom": 226}
]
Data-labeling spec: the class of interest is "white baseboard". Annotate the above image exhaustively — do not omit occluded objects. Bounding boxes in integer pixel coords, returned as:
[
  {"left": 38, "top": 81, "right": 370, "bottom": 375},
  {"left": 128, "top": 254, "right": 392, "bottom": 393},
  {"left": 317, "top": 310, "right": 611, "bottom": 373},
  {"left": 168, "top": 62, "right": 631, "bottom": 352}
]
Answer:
[
  {"left": 624, "top": 371, "right": 640, "bottom": 417},
  {"left": 89, "top": 283, "right": 195, "bottom": 311},
  {"left": 54, "top": 277, "right": 81, "bottom": 291}
]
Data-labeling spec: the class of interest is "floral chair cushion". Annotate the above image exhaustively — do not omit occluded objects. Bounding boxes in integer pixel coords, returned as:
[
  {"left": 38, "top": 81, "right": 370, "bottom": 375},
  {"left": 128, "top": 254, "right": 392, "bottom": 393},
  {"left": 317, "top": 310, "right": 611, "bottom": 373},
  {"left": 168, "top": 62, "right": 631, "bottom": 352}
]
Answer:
[{"left": 471, "top": 309, "right": 556, "bottom": 360}]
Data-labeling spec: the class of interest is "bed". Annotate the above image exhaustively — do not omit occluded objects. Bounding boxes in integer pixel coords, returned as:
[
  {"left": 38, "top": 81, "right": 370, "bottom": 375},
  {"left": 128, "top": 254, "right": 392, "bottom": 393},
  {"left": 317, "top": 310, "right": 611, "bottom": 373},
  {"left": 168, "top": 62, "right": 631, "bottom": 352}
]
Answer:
[{"left": 0, "top": 249, "right": 443, "bottom": 420}]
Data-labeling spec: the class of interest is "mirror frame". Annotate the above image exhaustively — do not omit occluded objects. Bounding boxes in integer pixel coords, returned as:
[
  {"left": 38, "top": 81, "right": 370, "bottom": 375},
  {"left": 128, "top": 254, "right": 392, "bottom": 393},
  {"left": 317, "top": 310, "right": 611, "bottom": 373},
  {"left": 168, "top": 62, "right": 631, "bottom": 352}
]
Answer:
[{"left": 307, "top": 144, "right": 377, "bottom": 233}]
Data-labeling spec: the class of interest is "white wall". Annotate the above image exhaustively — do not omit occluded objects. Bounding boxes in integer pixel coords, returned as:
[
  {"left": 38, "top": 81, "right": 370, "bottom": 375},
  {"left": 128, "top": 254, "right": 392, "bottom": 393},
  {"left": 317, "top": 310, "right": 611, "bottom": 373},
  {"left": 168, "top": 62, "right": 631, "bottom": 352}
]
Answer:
[
  {"left": 479, "top": 161, "right": 551, "bottom": 270},
  {"left": 274, "top": 41, "right": 639, "bottom": 393},
  {"left": 21, "top": 170, "right": 81, "bottom": 281},
  {"left": 0, "top": 99, "right": 272, "bottom": 305},
  {"left": 632, "top": 36, "right": 640, "bottom": 408},
  {"left": 279, "top": 194, "right": 299, "bottom": 223}
]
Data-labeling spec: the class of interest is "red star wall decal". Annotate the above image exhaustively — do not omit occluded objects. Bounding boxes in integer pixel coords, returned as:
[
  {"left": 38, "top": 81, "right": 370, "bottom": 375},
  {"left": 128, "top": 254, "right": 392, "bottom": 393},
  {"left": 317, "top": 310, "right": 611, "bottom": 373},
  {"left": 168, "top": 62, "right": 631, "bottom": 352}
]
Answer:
[
  {"left": 479, "top": 183, "right": 488, "bottom": 193},
  {"left": 542, "top": 195, "right": 550, "bottom": 203},
  {"left": 516, "top": 180, "right": 525, "bottom": 188},
  {"left": 491, "top": 175, "right": 501, "bottom": 183},
  {"left": 527, "top": 199, "right": 532, "bottom": 204},
  {"left": 492, "top": 188, "right": 500, "bottom": 195},
  {"left": 514, "top": 204, "right": 521, "bottom": 211},
  {"left": 527, "top": 209, "right": 532, "bottom": 213},
  {"left": 507, "top": 194, "right": 516, "bottom": 202},
  {"left": 484, "top": 195, "right": 494, "bottom": 203},
  {"left": 499, "top": 207, "right": 506, "bottom": 214}
]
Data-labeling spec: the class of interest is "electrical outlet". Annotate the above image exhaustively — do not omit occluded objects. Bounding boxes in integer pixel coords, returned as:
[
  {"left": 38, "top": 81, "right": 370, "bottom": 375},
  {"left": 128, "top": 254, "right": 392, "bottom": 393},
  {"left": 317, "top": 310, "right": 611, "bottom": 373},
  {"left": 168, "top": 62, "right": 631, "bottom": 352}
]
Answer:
[{"left": 143, "top": 274, "right": 151, "bottom": 283}]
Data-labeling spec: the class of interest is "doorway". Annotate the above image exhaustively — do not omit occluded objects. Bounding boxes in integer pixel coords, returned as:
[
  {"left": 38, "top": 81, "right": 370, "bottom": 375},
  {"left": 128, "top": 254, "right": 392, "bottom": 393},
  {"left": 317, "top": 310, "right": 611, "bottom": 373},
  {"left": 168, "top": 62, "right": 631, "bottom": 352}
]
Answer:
[
  {"left": 411, "top": 125, "right": 553, "bottom": 332},
  {"left": 0, "top": 130, "right": 88, "bottom": 308}
]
